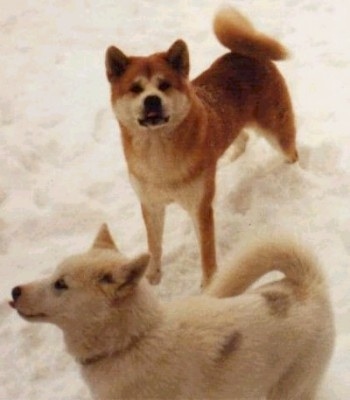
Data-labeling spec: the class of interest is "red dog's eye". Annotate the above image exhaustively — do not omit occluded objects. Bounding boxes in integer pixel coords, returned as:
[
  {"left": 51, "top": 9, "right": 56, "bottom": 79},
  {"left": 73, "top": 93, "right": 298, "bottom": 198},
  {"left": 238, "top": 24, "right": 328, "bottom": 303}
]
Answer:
[
  {"left": 158, "top": 81, "right": 171, "bottom": 91},
  {"left": 130, "top": 83, "right": 143, "bottom": 94}
]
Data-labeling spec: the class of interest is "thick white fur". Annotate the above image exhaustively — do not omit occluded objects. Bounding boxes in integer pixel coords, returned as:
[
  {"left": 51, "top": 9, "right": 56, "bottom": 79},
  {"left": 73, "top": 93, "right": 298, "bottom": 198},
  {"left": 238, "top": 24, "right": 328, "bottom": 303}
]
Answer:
[{"left": 11, "top": 227, "right": 334, "bottom": 400}]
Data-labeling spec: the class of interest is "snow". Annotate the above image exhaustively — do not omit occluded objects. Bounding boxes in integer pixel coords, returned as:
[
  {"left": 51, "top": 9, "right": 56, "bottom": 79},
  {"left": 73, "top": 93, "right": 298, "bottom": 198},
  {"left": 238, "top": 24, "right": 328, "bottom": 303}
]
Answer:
[{"left": 1, "top": 0, "right": 349, "bottom": 398}]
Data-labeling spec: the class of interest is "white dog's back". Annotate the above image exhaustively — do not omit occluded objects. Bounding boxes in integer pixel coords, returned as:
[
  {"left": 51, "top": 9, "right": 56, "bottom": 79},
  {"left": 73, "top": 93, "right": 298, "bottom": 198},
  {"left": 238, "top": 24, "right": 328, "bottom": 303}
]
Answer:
[
  {"left": 203, "top": 237, "right": 335, "bottom": 399},
  {"left": 85, "top": 239, "right": 334, "bottom": 400}
]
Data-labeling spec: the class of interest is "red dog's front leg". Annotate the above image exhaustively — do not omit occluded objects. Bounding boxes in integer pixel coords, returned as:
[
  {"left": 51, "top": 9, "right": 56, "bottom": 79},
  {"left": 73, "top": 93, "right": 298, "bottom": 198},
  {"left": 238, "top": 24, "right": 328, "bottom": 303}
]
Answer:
[
  {"left": 179, "top": 172, "right": 218, "bottom": 288},
  {"left": 194, "top": 201, "right": 217, "bottom": 288},
  {"left": 141, "top": 203, "right": 165, "bottom": 285}
]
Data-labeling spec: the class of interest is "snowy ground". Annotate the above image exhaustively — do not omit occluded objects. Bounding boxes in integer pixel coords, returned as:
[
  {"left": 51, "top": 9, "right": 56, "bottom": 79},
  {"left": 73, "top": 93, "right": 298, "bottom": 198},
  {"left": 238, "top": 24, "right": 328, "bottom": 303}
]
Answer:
[{"left": 1, "top": 0, "right": 350, "bottom": 398}]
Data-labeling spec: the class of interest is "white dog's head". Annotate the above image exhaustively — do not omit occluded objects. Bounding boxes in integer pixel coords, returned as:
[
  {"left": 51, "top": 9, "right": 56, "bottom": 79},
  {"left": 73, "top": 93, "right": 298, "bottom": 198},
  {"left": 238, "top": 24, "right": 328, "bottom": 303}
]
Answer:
[{"left": 10, "top": 225, "right": 150, "bottom": 332}]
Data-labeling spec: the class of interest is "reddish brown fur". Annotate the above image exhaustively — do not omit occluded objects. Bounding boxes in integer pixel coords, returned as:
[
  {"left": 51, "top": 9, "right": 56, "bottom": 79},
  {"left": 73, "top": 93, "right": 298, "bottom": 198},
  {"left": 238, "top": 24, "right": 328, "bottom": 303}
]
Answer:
[
  {"left": 110, "top": 55, "right": 191, "bottom": 102},
  {"left": 106, "top": 8, "right": 298, "bottom": 287}
]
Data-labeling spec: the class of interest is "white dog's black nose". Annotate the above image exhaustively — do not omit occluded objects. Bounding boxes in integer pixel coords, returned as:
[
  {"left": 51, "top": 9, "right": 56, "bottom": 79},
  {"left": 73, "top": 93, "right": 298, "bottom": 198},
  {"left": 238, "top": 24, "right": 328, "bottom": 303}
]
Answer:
[
  {"left": 12, "top": 286, "right": 22, "bottom": 301},
  {"left": 144, "top": 95, "right": 162, "bottom": 113}
]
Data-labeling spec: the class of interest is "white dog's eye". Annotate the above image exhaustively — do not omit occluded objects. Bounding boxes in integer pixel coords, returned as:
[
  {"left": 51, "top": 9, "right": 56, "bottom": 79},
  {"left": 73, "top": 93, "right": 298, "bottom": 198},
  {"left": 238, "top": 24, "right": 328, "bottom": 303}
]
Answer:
[
  {"left": 54, "top": 278, "right": 68, "bottom": 290},
  {"left": 99, "top": 273, "right": 115, "bottom": 284}
]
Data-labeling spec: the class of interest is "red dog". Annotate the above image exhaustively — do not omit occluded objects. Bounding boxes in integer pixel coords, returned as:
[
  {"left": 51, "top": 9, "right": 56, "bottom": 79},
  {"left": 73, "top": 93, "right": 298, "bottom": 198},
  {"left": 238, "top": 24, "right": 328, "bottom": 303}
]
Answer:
[{"left": 105, "top": 7, "right": 298, "bottom": 287}]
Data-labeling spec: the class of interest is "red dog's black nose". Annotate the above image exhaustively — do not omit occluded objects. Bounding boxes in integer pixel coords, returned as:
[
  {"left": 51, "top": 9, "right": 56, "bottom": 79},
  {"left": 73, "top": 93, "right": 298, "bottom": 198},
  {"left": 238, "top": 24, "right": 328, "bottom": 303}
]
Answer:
[
  {"left": 12, "top": 286, "right": 22, "bottom": 301},
  {"left": 144, "top": 95, "right": 162, "bottom": 113}
]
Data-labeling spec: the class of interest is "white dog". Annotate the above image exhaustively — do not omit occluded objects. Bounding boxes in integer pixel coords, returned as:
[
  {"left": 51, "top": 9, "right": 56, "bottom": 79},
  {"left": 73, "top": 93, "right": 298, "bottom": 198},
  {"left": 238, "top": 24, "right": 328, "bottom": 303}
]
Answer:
[{"left": 10, "top": 225, "right": 334, "bottom": 400}]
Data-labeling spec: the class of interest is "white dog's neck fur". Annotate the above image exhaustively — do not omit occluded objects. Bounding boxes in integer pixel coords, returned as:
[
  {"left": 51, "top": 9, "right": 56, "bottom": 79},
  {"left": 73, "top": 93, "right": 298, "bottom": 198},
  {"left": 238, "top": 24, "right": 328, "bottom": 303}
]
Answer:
[{"left": 63, "top": 282, "right": 163, "bottom": 365}]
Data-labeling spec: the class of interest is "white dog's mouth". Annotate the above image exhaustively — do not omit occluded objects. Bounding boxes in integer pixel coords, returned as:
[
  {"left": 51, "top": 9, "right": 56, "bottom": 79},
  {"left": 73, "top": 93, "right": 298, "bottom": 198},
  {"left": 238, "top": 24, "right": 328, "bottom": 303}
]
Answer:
[
  {"left": 18, "top": 311, "right": 47, "bottom": 320},
  {"left": 9, "top": 301, "right": 47, "bottom": 320}
]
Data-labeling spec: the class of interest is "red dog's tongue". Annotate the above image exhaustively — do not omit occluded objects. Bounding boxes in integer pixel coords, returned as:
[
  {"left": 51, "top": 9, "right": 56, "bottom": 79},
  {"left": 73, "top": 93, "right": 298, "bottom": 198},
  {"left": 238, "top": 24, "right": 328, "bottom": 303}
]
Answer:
[{"left": 146, "top": 111, "right": 159, "bottom": 118}]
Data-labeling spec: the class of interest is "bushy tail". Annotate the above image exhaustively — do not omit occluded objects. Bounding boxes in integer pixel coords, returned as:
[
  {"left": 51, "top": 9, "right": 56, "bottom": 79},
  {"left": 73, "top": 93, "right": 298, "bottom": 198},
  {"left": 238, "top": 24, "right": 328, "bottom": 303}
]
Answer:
[
  {"left": 213, "top": 7, "right": 288, "bottom": 61},
  {"left": 206, "top": 238, "right": 325, "bottom": 298}
]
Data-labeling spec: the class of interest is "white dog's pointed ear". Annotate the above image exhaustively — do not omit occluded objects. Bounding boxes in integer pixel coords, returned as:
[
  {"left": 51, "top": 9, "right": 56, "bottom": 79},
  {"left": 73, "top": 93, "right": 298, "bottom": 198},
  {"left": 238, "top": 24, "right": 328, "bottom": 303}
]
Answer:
[
  {"left": 105, "top": 46, "right": 130, "bottom": 82},
  {"left": 119, "top": 253, "right": 150, "bottom": 290},
  {"left": 165, "top": 39, "right": 189, "bottom": 76},
  {"left": 92, "top": 224, "right": 118, "bottom": 251}
]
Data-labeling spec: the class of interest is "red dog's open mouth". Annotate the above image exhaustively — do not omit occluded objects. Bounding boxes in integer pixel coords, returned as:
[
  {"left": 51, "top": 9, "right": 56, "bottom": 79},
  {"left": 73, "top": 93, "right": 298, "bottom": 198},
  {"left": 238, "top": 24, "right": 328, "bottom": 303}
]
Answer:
[{"left": 138, "top": 113, "right": 169, "bottom": 127}]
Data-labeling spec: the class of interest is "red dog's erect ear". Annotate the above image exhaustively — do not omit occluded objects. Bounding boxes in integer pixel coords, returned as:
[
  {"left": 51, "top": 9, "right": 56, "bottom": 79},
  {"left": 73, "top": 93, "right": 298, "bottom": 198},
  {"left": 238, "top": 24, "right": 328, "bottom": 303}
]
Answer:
[
  {"left": 165, "top": 39, "right": 190, "bottom": 77},
  {"left": 105, "top": 46, "right": 130, "bottom": 81},
  {"left": 92, "top": 223, "right": 118, "bottom": 251}
]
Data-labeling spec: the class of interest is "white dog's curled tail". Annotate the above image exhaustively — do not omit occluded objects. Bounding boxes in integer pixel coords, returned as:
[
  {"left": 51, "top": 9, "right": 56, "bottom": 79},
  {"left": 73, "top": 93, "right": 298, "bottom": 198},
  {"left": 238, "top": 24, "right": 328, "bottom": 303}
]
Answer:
[
  {"left": 213, "top": 7, "right": 288, "bottom": 61},
  {"left": 206, "top": 238, "right": 326, "bottom": 299}
]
